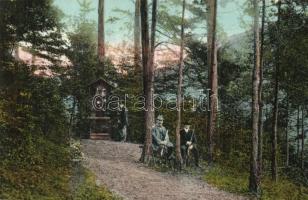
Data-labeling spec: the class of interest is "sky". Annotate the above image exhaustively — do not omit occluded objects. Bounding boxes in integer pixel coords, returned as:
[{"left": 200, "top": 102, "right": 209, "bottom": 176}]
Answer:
[{"left": 54, "top": 0, "right": 250, "bottom": 43}]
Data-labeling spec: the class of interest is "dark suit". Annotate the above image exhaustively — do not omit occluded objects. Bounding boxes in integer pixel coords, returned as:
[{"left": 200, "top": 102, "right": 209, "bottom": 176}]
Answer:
[
  {"left": 118, "top": 106, "right": 128, "bottom": 141},
  {"left": 180, "top": 129, "right": 199, "bottom": 166}
]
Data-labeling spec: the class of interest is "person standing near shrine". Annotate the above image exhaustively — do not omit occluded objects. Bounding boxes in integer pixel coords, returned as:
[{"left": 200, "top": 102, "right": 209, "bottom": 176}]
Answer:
[{"left": 118, "top": 104, "right": 128, "bottom": 142}]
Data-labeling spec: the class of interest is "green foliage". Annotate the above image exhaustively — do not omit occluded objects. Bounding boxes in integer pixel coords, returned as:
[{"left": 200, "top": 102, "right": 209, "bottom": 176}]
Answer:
[
  {"left": 158, "top": 0, "right": 207, "bottom": 42},
  {"left": 1, "top": 153, "right": 120, "bottom": 200},
  {"left": 74, "top": 168, "right": 122, "bottom": 200},
  {"left": 0, "top": 62, "right": 69, "bottom": 163},
  {"left": 0, "top": 0, "right": 66, "bottom": 61},
  {"left": 0, "top": 61, "right": 71, "bottom": 199},
  {"left": 0, "top": 0, "right": 71, "bottom": 195},
  {"left": 0, "top": 0, "right": 120, "bottom": 199},
  {"left": 63, "top": 5, "right": 120, "bottom": 139},
  {"left": 64, "top": 18, "right": 97, "bottom": 137},
  {"left": 267, "top": 1, "right": 308, "bottom": 106},
  {"left": 0, "top": 163, "right": 71, "bottom": 200},
  {"left": 204, "top": 165, "right": 308, "bottom": 200},
  {"left": 69, "top": 139, "right": 84, "bottom": 161},
  {"left": 204, "top": 165, "right": 249, "bottom": 194},
  {"left": 0, "top": 0, "right": 307, "bottom": 198}
]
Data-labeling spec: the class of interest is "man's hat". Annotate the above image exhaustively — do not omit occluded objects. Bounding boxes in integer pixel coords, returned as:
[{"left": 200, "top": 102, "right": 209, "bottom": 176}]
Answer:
[
  {"left": 157, "top": 115, "right": 164, "bottom": 120},
  {"left": 183, "top": 124, "right": 191, "bottom": 129},
  {"left": 183, "top": 121, "right": 191, "bottom": 126}
]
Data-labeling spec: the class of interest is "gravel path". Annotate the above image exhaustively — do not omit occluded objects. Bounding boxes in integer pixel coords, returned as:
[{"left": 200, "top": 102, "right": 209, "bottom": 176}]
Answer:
[{"left": 81, "top": 140, "right": 248, "bottom": 200}]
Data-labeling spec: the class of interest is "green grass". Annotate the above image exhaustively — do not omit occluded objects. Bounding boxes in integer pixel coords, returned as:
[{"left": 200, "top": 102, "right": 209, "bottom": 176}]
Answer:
[
  {"left": 204, "top": 165, "right": 308, "bottom": 200},
  {"left": 74, "top": 167, "right": 122, "bottom": 200},
  {"left": 0, "top": 165, "right": 121, "bottom": 200},
  {"left": 0, "top": 165, "right": 71, "bottom": 200}
]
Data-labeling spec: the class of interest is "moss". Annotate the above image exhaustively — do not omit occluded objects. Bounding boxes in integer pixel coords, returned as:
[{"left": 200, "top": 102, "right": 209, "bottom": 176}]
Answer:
[{"left": 204, "top": 165, "right": 308, "bottom": 200}]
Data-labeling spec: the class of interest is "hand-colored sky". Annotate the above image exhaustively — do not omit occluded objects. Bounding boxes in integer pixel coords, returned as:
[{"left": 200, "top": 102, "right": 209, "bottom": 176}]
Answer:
[{"left": 54, "top": 0, "right": 250, "bottom": 43}]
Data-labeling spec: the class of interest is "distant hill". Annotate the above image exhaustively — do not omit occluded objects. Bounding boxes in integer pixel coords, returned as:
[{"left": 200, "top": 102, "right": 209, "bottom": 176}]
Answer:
[
  {"left": 14, "top": 32, "right": 250, "bottom": 79},
  {"left": 13, "top": 46, "right": 71, "bottom": 77}
]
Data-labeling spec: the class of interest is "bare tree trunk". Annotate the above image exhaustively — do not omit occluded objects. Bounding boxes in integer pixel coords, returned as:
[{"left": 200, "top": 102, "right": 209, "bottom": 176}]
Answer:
[
  {"left": 271, "top": 73, "right": 279, "bottom": 181},
  {"left": 15, "top": 47, "right": 20, "bottom": 60},
  {"left": 271, "top": 75, "right": 278, "bottom": 182},
  {"left": 258, "top": 0, "right": 266, "bottom": 176},
  {"left": 98, "top": 0, "right": 105, "bottom": 64},
  {"left": 249, "top": 0, "right": 261, "bottom": 195},
  {"left": 206, "top": 0, "right": 218, "bottom": 165},
  {"left": 150, "top": 0, "right": 157, "bottom": 60},
  {"left": 149, "top": 0, "right": 157, "bottom": 82},
  {"left": 271, "top": 0, "right": 281, "bottom": 182},
  {"left": 141, "top": 0, "right": 149, "bottom": 97},
  {"left": 140, "top": 0, "right": 154, "bottom": 163},
  {"left": 175, "top": 0, "right": 186, "bottom": 168},
  {"left": 286, "top": 97, "right": 289, "bottom": 167},
  {"left": 297, "top": 106, "right": 300, "bottom": 161},
  {"left": 68, "top": 97, "right": 76, "bottom": 139},
  {"left": 301, "top": 106, "right": 305, "bottom": 169},
  {"left": 134, "top": 0, "right": 141, "bottom": 68},
  {"left": 149, "top": 0, "right": 158, "bottom": 134}
]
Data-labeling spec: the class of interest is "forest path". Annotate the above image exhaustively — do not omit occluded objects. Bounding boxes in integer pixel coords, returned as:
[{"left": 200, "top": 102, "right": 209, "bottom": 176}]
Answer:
[{"left": 81, "top": 140, "right": 248, "bottom": 200}]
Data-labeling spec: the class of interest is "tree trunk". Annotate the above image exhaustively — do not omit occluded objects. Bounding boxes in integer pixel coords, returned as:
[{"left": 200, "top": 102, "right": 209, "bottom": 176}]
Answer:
[
  {"left": 141, "top": 0, "right": 149, "bottom": 97},
  {"left": 297, "top": 106, "right": 300, "bottom": 161},
  {"left": 206, "top": 0, "right": 218, "bottom": 165},
  {"left": 149, "top": 0, "right": 157, "bottom": 82},
  {"left": 149, "top": 0, "right": 158, "bottom": 136},
  {"left": 150, "top": 0, "right": 157, "bottom": 60},
  {"left": 271, "top": 0, "right": 281, "bottom": 182},
  {"left": 258, "top": 0, "right": 266, "bottom": 176},
  {"left": 301, "top": 106, "right": 305, "bottom": 169},
  {"left": 140, "top": 0, "right": 154, "bottom": 163},
  {"left": 175, "top": 0, "right": 186, "bottom": 168},
  {"left": 98, "top": 0, "right": 105, "bottom": 64},
  {"left": 134, "top": 0, "right": 141, "bottom": 68},
  {"left": 286, "top": 97, "right": 289, "bottom": 167},
  {"left": 68, "top": 97, "right": 76, "bottom": 139},
  {"left": 249, "top": 0, "right": 261, "bottom": 195},
  {"left": 271, "top": 73, "right": 278, "bottom": 182}
]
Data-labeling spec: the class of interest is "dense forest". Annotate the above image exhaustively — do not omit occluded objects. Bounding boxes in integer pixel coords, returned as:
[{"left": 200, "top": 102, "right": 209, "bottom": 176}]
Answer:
[{"left": 0, "top": 0, "right": 307, "bottom": 199}]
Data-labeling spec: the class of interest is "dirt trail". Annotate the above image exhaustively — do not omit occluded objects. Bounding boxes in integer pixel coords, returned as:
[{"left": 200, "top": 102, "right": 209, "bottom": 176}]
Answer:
[{"left": 81, "top": 140, "right": 248, "bottom": 200}]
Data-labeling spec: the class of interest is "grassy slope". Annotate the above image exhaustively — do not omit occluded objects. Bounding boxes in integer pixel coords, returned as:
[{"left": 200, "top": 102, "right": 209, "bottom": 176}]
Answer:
[
  {"left": 204, "top": 165, "right": 308, "bottom": 200},
  {"left": 0, "top": 165, "right": 121, "bottom": 200}
]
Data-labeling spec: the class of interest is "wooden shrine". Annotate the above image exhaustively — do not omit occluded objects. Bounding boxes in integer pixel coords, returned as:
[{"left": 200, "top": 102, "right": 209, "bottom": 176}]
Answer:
[{"left": 88, "top": 78, "right": 113, "bottom": 140}]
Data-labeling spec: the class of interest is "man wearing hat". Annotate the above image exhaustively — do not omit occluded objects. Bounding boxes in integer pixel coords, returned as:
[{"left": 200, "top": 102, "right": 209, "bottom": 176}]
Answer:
[
  {"left": 152, "top": 115, "right": 174, "bottom": 158},
  {"left": 180, "top": 124, "right": 199, "bottom": 167}
]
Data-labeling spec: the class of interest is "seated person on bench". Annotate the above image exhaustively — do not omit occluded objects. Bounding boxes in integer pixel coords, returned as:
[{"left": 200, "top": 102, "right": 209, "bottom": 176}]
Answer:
[
  {"left": 152, "top": 115, "right": 174, "bottom": 159},
  {"left": 180, "top": 124, "right": 199, "bottom": 167}
]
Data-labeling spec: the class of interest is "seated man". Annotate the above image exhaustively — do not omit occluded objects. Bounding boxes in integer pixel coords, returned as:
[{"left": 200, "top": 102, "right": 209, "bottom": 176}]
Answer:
[
  {"left": 152, "top": 115, "right": 174, "bottom": 159},
  {"left": 180, "top": 124, "right": 199, "bottom": 167}
]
